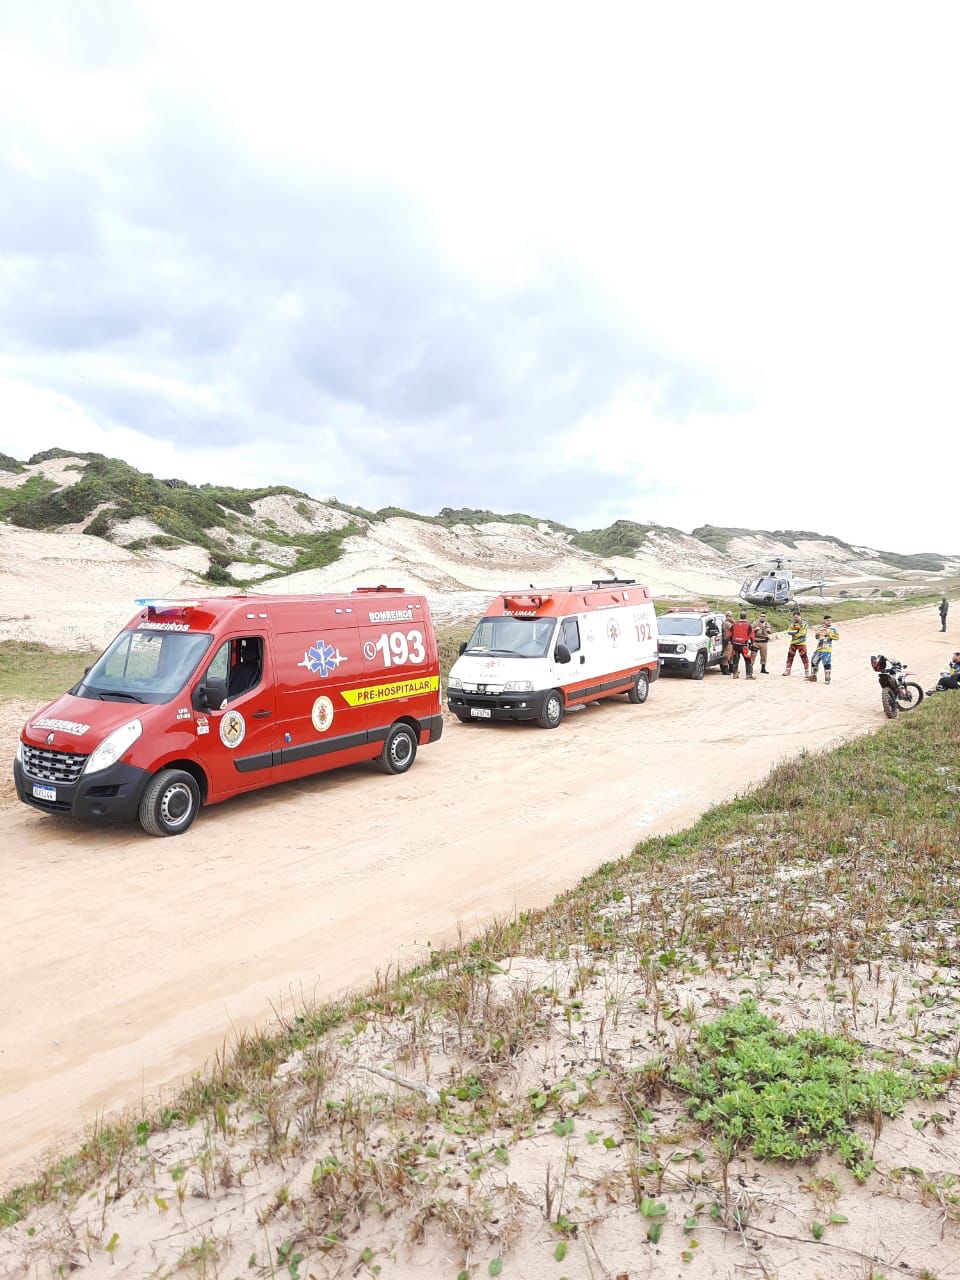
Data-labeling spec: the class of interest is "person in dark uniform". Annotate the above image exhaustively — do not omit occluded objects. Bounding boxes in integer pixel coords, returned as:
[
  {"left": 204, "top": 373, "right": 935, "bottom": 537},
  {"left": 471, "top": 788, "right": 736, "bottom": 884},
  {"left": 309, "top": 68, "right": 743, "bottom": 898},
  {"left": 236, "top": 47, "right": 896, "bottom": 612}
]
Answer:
[{"left": 939, "top": 597, "right": 949, "bottom": 632}]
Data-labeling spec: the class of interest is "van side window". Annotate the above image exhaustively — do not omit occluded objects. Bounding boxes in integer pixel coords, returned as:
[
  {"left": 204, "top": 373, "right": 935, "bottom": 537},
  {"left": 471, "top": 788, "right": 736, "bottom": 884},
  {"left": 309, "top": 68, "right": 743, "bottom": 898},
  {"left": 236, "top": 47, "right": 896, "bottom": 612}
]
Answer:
[
  {"left": 207, "top": 637, "right": 264, "bottom": 702},
  {"left": 560, "top": 618, "right": 581, "bottom": 653}
]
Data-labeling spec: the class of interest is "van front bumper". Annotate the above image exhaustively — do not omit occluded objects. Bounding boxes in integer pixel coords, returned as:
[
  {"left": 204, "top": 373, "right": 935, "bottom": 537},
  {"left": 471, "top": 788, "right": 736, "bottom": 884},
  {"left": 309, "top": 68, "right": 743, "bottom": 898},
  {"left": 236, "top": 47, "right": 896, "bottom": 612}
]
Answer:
[
  {"left": 447, "top": 689, "right": 548, "bottom": 722},
  {"left": 15, "top": 757, "right": 150, "bottom": 822}
]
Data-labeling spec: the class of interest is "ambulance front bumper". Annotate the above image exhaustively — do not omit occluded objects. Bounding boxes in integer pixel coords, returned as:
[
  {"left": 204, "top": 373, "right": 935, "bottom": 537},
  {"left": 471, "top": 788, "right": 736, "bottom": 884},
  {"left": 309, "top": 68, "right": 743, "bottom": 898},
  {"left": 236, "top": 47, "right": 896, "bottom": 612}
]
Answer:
[
  {"left": 15, "top": 755, "right": 150, "bottom": 822},
  {"left": 447, "top": 689, "right": 549, "bottom": 722}
]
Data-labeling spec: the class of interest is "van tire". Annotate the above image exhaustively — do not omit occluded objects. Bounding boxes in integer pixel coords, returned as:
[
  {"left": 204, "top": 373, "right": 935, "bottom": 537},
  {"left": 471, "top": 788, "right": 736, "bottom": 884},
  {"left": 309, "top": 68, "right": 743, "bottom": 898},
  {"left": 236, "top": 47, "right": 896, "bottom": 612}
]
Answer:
[
  {"left": 538, "top": 691, "right": 564, "bottom": 729},
  {"left": 628, "top": 671, "right": 650, "bottom": 704},
  {"left": 690, "top": 652, "right": 707, "bottom": 680},
  {"left": 377, "top": 723, "right": 418, "bottom": 774},
  {"left": 139, "top": 769, "right": 200, "bottom": 837}
]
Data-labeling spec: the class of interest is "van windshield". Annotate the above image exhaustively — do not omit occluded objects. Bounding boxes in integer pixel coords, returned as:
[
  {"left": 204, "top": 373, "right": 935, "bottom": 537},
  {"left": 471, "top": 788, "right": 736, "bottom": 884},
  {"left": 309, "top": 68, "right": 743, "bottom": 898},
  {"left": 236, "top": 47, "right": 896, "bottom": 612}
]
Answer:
[
  {"left": 74, "top": 629, "right": 213, "bottom": 704},
  {"left": 658, "top": 617, "right": 703, "bottom": 636},
  {"left": 464, "top": 616, "right": 557, "bottom": 658}
]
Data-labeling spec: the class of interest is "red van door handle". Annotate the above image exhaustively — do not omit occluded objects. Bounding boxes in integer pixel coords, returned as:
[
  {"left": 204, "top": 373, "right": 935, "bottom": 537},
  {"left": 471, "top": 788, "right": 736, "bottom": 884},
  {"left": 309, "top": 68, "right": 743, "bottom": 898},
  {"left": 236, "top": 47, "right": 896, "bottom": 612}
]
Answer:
[{"left": 252, "top": 709, "right": 273, "bottom": 719}]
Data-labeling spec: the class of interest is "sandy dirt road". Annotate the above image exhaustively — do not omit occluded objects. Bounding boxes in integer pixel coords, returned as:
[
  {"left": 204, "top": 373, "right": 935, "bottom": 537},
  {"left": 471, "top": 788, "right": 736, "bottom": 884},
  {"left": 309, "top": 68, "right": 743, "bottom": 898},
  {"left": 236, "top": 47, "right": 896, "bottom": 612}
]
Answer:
[{"left": 0, "top": 607, "right": 953, "bottom": 1186}]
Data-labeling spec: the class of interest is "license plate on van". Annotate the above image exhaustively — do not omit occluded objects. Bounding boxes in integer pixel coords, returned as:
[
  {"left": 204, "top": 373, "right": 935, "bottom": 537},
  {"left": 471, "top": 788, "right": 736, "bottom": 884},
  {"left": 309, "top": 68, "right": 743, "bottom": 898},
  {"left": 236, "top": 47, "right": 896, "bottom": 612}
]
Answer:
[
  {"left": 470, "top": 708, "right": 492, "bottom": 719},
  {"left": 32, "top": 784, "right": 57, "bottom": 802}
]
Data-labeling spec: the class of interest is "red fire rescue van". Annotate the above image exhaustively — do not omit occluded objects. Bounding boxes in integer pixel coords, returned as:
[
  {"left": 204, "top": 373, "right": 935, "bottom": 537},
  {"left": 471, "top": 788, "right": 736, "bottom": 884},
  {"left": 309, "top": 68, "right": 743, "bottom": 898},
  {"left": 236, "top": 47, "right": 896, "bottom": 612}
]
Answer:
[
  {"left": 447, "top": 579, "right": 659, "bottom": 727},
  {"left": 14, "top": 589, "right": 442, "bottom": 836}
]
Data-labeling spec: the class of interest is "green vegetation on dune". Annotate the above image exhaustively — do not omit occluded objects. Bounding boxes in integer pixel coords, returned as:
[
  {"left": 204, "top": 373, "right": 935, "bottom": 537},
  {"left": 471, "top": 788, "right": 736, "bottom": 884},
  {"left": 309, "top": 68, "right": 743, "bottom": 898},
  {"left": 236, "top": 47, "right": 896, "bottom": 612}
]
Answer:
[
  {"left": 691, "top": 524, "right": 856, "bottom": 553},
  {"left": 4, "top": 454, "right": 309, "bottom": 547},
  {"left": 876, "top": 550, "right": 946, "bottom": 573},
  {"left": 0, "top": 475, "right": 58, "bottom": 517},
  {"left": 0, "top": 451, "right": 24, "bottom": 473},
  {"left": 572, "top": 518, "right": 685, "bottom": 557}
]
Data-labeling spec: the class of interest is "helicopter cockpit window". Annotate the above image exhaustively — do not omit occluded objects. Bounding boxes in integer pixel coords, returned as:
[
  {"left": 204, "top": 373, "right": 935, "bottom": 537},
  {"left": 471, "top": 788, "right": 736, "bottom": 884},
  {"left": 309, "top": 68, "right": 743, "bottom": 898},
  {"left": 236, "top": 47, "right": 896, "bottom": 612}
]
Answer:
[
  {"left": 778, "top": 580, "right": 787, "bottom": 591},
  {"left": 756, "top": 577, "right": 779, "bottom": 592}
]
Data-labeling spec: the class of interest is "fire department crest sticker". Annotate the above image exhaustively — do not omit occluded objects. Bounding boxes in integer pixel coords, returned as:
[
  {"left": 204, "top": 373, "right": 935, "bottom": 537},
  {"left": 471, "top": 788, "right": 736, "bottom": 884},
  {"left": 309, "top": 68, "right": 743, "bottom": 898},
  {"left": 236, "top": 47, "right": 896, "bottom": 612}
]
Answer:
[
  {"left": 219, "top": 710, "right": 246, "bottom": 749},
  {"left": 311, "top": 696, "right": 334, "bottom": 734}
]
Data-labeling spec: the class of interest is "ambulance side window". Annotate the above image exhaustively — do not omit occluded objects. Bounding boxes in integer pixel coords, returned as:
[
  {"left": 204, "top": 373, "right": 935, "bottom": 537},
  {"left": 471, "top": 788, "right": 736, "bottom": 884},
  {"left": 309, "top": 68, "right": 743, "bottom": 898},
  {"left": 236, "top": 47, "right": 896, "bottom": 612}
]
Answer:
[
  {"left": 560, "top": 618, "right": 581, "bottom": 653},
  {"left": 206, "top": 637, "right": 264, "bottom": 702}
]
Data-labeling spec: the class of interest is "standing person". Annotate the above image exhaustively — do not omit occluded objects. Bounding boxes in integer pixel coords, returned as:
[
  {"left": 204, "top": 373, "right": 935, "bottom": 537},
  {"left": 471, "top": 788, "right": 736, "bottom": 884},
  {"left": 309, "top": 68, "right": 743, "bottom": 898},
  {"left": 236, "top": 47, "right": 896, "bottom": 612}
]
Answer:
[
  {"left": 783, "top": 611, "right": 810, "bottom": 677},
  {"left": 730, "top": 611, "right": 756, "bottom": 679},
  {"left": 720, "top": 611, "right": 734, "bottom": 675},
  {"left": 753, "top": 612, "right": 772, "bottom": 674},
  {"left": 939, "top": 597, "right": 949, "bottom": 632},
  {"left": 808, "top": 614, "right": 839, "bottom": 684}
]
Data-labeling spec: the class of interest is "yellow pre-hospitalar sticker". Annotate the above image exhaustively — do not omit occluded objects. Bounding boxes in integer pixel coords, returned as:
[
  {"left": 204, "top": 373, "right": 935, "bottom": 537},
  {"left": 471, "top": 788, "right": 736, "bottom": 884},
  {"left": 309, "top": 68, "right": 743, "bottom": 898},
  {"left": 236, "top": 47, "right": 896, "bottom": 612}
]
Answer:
[{"left": 341, "top": 675, "right": 439, "bottom": 707}]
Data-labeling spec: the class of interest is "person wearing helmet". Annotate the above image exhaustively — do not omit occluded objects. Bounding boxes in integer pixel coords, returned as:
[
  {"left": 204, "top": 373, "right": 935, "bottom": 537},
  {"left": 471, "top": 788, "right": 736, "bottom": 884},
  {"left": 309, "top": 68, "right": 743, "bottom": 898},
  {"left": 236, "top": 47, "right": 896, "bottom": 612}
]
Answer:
[
  {"left": 807, "top": 615, "right": 839, "bottom": 684},
  {"left": 783, "top": 612, "right": 810, "bottom": 677}
]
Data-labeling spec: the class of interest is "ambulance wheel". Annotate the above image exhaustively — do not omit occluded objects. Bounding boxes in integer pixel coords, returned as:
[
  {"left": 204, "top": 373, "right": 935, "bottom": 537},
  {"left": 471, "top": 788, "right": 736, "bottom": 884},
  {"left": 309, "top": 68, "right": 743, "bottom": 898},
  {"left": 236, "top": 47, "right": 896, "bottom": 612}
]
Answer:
[
  {"left": 537, "top": 691, "right": 564, "bottom": 729},
  {"left": 690, "top": 652, "right": 707, "bottom": 681},
  {"left": 628, "top": 672, "right": 650, "bottom": 703},
  {"left": 378, "top": 723, "right": 418, "bottom": 774},
  {"left": 138, "top": 768, "right": 200, "bottom": 837}
]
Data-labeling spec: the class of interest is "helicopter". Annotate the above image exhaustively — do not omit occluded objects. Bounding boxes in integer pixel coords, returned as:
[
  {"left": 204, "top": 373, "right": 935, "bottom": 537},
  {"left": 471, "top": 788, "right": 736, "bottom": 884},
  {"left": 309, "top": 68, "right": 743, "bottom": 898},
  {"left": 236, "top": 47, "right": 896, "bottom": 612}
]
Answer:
[{"left": 738, "top": 557, "right": 826, "bottom": 608}]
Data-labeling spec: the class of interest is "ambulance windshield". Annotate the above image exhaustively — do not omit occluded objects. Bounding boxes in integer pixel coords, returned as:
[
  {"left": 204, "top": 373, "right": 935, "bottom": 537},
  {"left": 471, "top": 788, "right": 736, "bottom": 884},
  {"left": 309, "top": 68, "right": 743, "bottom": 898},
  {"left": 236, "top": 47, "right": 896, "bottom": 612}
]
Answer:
[
  {"left": 464, "top": 616, "right": 557, "bottom": 658},
  {"left": 658, "top": 617, "right": 703, "bottom": 636},
  {"left": 75, "top": 628, "right": 213, "bottom": 704}
]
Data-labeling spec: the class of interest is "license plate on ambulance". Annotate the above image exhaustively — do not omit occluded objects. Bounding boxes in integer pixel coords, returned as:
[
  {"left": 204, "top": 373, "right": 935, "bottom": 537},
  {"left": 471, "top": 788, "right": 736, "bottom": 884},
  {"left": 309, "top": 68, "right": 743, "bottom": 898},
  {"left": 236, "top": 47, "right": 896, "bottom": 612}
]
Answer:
[
  {"left": 32, "top": 784, "right": 57, "bottom": 802},
  {"left": 470, "top": 708, "right": 492, "bottom": 719}
]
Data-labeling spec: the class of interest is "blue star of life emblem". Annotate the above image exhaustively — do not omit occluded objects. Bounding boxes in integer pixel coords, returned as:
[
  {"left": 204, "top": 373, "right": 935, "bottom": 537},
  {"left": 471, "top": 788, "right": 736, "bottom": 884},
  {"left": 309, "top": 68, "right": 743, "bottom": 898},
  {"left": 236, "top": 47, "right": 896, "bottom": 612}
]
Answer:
[{"left": 298, "top": 639, "right": 346, "bottom": 678}]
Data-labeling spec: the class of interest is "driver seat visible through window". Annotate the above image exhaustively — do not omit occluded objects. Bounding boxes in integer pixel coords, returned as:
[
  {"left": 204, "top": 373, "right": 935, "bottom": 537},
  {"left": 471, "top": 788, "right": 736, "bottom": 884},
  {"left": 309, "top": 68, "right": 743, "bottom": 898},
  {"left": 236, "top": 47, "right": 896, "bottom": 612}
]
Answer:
[{"left": 227, "top": 637, "right": 263, "bottom": 700}]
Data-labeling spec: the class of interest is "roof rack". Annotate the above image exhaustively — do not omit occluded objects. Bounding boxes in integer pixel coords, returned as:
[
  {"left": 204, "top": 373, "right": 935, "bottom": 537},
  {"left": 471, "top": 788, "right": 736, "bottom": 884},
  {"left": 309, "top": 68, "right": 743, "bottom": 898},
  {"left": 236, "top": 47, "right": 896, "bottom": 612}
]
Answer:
[{"left": 590, "top": 577, "right": 636, "bottom": 587}]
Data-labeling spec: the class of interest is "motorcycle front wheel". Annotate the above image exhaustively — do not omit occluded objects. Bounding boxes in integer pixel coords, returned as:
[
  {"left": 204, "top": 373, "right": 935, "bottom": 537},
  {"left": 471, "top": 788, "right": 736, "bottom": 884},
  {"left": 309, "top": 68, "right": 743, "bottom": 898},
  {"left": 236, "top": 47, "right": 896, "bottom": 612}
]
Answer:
[
  {"left": 896, "top": 681, "right": 924, "bottom": 711},
  {"left": 882, "top": 687, "right": 898, "bottom": 719}
]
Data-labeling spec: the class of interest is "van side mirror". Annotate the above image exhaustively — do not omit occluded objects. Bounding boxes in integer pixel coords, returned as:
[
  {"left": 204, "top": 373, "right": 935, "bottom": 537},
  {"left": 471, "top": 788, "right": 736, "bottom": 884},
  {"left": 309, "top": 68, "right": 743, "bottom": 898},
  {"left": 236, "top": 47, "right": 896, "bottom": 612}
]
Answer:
[
  {"left": 194, "top": 676, "right": 227, "bottom": 711},
  {"left": 554, "top": 643, "right": 571, "bottom": 665},
  {"left": 458, "top": 642, "right": 468, "bottom": 656}
]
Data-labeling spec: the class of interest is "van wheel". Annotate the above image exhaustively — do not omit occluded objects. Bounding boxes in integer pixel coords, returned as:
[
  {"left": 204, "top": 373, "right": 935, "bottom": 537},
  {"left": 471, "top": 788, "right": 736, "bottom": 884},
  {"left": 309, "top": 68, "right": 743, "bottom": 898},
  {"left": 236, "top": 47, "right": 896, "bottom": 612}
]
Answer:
[
  {"left": 690, "top": 652, "right": 707, "bottom": 681},
  {"left": 139, "top": 769, "right": 200, "bottom": 837},
  {"left": 628, "top": 672, "right": 650, "bottom": 703},
  {"left": 378, "top": 723, "right": 418, "bottom": 774},
  {"left": 538, "top": 691, "right": 564, "bottom": 728}
]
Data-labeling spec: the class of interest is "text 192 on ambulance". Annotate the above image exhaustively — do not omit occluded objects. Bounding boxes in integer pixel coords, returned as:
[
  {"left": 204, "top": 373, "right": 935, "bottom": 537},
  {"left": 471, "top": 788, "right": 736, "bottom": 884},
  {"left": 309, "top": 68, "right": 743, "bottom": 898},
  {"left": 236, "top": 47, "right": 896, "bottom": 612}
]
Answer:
[{"left": 447, "top": 579, "right": 659, "bottom": 728}]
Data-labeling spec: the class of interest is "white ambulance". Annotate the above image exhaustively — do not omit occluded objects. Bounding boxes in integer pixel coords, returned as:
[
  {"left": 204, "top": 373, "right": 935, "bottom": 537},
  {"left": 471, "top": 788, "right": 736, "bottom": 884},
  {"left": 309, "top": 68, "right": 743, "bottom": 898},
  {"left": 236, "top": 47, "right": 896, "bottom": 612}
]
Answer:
[
  {"left": 447, "top": 579, "right": 659, "bottom": 728},
  {"left": 656, "top": 606, "right": 726, "bottom": 679}
]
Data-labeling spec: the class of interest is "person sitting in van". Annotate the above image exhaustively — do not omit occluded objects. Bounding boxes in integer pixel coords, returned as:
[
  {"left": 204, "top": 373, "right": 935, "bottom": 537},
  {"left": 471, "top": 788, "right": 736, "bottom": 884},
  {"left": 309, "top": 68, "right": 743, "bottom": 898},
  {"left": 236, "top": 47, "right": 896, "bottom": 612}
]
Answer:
[{"left": 730, "top": 612, "right": 756, "bottom": 680}]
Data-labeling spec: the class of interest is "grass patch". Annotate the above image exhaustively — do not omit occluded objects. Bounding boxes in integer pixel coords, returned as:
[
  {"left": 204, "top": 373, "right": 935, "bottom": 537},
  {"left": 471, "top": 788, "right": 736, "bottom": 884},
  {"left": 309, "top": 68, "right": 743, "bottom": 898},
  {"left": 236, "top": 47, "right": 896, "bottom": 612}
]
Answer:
[
  {"left": 670, "top": 1000, "right": 929, "bottom": 1179},
  {"left": 0, "top": 642, "right": 99, "bottom": 701},
  {"left": 0, "top": 475, "right": 58, "bottom": 518},
  {"left": 0, "top": 451, "right": 25, "bottom": 474},
  {"left": 654, "top": 593, "right": 944, "bottom": 631}
]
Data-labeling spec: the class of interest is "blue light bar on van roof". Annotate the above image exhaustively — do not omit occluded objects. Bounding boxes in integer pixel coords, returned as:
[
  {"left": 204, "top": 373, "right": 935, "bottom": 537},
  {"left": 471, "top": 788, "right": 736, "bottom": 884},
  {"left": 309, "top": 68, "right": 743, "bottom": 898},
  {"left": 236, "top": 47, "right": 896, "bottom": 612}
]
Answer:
[{"left": 136, "top": 598, "right": 202, "bottom": 612}]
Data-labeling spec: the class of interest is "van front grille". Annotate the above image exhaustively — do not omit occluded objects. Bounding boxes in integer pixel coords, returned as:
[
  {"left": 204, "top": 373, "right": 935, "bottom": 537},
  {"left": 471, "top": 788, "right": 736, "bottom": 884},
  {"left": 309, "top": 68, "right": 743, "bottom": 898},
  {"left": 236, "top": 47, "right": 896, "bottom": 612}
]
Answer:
[{"left": 22, "top": 745, "right": 87, "bottom": 784}]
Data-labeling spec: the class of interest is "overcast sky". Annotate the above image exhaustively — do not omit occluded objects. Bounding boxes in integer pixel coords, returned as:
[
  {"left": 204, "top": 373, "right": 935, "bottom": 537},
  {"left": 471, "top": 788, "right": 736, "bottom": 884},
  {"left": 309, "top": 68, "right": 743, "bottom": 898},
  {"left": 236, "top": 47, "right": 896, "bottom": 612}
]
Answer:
[{"left": 0, "top": 2, "right": 956, "bottom": 550}]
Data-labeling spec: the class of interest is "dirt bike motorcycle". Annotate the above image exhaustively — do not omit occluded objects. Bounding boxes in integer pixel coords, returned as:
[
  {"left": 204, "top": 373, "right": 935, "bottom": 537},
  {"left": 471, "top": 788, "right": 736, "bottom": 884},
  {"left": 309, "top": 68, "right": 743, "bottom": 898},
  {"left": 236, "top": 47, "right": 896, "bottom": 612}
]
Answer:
[{"left": 870, "top": 655, "right": 924, "bottom": 718}]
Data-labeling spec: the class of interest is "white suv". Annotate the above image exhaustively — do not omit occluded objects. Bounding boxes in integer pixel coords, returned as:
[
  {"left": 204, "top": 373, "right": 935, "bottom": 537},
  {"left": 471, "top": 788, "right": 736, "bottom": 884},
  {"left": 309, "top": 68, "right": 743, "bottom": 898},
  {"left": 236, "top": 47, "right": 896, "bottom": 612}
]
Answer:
[{"left": 657, "top": 609, "right": 726, "bottom": 680}]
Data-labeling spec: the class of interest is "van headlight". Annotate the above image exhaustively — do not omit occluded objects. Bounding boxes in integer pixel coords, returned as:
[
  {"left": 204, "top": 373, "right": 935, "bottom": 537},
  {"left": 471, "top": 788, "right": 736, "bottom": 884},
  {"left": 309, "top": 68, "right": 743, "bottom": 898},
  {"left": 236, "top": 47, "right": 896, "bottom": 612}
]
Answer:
[
  {"left": 675, "top": 644, "right": 687, "bottom": 654},
  {"left": 504, "top": 680, "right": 534, "bottom": 692},
  {"left": 447, "top": 676, "right": 462, "bottom": 690},
  {"left": 84, "top": 719, "right": 143, "bottom": 775}
]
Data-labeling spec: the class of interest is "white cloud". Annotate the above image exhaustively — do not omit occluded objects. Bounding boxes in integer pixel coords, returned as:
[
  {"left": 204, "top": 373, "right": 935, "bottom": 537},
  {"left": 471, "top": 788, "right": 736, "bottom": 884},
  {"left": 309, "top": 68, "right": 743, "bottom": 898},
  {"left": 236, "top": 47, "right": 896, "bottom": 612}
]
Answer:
[{"left": 0, "top": 1, "right": 957, "bottom": 549}]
